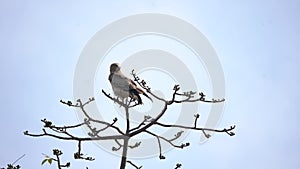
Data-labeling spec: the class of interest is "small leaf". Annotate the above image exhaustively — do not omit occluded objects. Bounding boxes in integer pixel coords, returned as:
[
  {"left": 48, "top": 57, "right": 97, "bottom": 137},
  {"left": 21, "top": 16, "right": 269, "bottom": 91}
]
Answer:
[
  {"left": 41, "top": 159, "right": 48, "bottom": 165},
  {"left": 48, "top": 158, "right": 52, "bottom": 164}
]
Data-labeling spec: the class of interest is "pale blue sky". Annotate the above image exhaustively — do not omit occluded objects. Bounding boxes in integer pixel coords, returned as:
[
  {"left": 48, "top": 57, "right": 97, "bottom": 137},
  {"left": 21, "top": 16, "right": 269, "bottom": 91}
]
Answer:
[{"left": 1, "top": 0, "right": 300, "bottom": 169}]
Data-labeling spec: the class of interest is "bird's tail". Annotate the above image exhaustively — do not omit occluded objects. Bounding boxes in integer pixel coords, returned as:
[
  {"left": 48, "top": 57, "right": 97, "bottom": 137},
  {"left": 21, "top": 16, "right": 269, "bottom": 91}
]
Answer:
[
  {"left": 133, "top": 88, "right": 153, "bottom": 104},
  {"left": 137, "top": 94, "right": 143, "bottom": 104},
  {"left": 131, "top": 89, "right": 143, "bottom": 104},
  {"left": 143, "top": 92, "right": 153, "bottom": 102}
]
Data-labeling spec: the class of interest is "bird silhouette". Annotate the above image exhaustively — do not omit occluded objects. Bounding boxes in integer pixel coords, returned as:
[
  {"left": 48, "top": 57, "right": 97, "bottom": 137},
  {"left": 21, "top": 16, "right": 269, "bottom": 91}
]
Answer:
[{"left": 108, "top": 63, "right": 152, "bottom": 104}]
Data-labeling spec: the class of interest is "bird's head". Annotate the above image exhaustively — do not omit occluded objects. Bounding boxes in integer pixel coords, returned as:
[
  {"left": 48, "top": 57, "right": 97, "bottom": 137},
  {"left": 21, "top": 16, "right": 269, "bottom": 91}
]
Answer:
[{"left": 110, "top": 63, "right": 121, "bottom": 73}]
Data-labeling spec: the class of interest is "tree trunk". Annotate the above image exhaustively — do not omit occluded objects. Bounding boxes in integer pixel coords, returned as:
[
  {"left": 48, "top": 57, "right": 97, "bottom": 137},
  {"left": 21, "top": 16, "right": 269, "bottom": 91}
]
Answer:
[{"left": 119, "top": 138, "right": 129, "bottom": 169}]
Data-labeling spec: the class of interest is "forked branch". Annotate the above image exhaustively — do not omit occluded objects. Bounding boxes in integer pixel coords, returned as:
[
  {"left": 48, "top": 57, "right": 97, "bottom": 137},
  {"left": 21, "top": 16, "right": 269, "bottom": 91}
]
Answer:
[{"left": 25, "top": 69, "right": 235, "bottom": 169}]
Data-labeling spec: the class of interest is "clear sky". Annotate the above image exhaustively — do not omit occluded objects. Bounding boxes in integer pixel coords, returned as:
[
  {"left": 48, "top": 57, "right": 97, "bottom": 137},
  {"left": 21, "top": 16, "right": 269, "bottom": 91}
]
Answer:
[{"left": 1, "top": 0, "right": 300, "bottom": 169}]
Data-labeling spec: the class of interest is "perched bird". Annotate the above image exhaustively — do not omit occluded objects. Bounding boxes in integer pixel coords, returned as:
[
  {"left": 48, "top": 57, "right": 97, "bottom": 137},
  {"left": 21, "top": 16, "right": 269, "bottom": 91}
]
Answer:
[{"left": 108, "top": 63, "right": 152, "bottom": 104}]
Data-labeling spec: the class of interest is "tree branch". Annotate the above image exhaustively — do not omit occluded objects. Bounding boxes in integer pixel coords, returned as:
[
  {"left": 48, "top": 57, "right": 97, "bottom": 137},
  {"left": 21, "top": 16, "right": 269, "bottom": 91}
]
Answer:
[
  {"left": 86, "top": 118, "right": 119, "bottom": 137},
  {"left": 60, "top": 98, "right": 125, "bottom": 135},
  {"left": 131, "top": 70, "right": 167, "bottom": 103},
  {"left": 129, "top": 102, "right": 168, "bottom": 137},
  {"left": 144, "top": 130, "right": 165, "bottom": 160},
  {"left": 25, "top": 69, "right": 236, "bottom": 169},
  {"left": 129, "top": 115, "right": 152, "bottom": 132},
  {"left": 128, "top": 142, "right": 141, "bottom": 149},
  {"left": 51, "top": 149, "right": 71, "bottom": 169},
  {"left": 119, "top": 138, "right": 129, "bottom": 169},
  {"left": 74, "top": 141, "right": 95, "bottom": 161},
  {"left": 101, "top": 90, "right": 140, "bottom": 108},
  {"left": 154, "top": 122, "right": 236, "bottom": 137},
  {"left": 112, "top": 139, "right": 123, "bottom": 151},
  {"left": 24, "top": 130, "right": 125, "bottom": 141},
  {"left": 144, "top": 130, "right": 190, "bottom": 150}
]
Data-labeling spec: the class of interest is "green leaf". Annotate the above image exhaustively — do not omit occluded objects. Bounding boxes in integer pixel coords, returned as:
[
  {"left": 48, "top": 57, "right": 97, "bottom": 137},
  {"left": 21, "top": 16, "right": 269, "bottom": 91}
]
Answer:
[
  {"left": 48, "top": 159, "right": 53, "bottom": 165},
  {"left": 41, "top": 159, "right": 48, "bottom": 165}
]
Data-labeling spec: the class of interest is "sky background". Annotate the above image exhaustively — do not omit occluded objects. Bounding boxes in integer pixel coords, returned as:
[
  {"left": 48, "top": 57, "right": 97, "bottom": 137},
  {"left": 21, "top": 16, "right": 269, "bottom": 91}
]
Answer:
[{"left": 1, "top": 0, "right": 300, "bottom": 169}]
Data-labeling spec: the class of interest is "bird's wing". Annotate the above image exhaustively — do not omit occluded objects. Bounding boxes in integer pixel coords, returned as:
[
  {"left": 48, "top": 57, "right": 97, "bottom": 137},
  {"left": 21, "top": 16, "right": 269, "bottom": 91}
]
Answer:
[
  {"left": 110, "top": 72, "right": 152, "bottom": 103},
  {"left": 129, "top": 80, "right": 153, "bottom": 102},
  {"left": 129, "top": 79, "right": 138, "bottom": 87},
  {"left": 110, "top": 73, "right": 131, "bottom": 91},
  {"left": 129, "top": 78, "right": 148, "bottom": 94},
  {"left": 129, "top": 79, "right": 152, "bottom": 102}
]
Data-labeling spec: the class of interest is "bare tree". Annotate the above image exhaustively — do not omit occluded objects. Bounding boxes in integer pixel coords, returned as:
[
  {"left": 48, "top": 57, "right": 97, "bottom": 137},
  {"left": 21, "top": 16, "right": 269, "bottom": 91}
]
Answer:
[{"left": 24, "top": 70, "right": 235, "bottom": 169}]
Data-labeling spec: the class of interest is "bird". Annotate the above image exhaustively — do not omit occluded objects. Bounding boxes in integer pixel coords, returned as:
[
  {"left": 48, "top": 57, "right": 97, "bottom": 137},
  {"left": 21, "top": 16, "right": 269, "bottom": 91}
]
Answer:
[{"left": 108, "top": 63, "right": 152, "bottom": 104}]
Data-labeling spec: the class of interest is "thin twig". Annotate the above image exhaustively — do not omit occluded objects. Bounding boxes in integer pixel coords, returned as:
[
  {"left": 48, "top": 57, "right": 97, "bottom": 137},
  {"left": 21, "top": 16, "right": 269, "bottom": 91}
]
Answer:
[
  {"left": 154, "top": 122, "right": 236, "bottom": 137},
  {"left": 74, "top": 141, "right": 95, "bottom": 161},
  {"left": 12, "top": 154, "right": 26, "bottom": 165},
  {"left": 145, "top": 131, "right": 165, "bottom": 159},
  {"left": 60, "top": 98, "right": 124, "bottom": 135},
  {"left": 101, "top": 90, "right": 140, "bottom": 108},
  {"left": 194, "top": 114, "right": 200, "bottom": 128},
  {"left": 126, "top": 160, "right": 142, "bottom": 169},
  {"left": 112, "top": 139, "right": 123, "bottom": 151},
  {"left": 144, "top": 130, "right": 189, "bottom": 149},
  {"left": 129, "top": 103, "right": 168, "bottom": 137},
  {"left": 24, "top": 130, "right": 125, "bottom": 141},
  {"left": 128, "top": 142, "right": 141, "bottom": 149},
  {"left": 131, "top": 70, "right": 167, "bottom": 103},
  {"left": 129, "top": 119, "right": 147, "bottom": 132}
]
